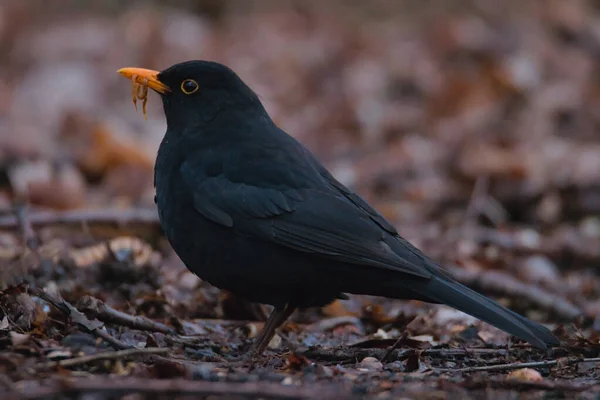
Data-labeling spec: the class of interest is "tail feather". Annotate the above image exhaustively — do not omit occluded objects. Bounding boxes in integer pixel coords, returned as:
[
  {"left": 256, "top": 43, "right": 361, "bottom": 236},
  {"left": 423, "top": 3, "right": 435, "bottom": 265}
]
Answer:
[{"left": 413, "top": 277, "right": 559, "bottom": 349}]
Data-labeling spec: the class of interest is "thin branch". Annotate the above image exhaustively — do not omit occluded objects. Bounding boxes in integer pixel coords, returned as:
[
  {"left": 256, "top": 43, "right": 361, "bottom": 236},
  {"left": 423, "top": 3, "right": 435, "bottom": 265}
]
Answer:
[
  {"left": 303, "top": 347, "right": 412, "bottom": 363},
  {"left": 37, "top": 347, "right": 169, "bottom": 370},
  {"left": 462, "top": 175, "right": 494, "bottom": 227},
  {"left": 438, "top": 357, "right": 600, "bottom": 373},
  {"left": 93, "top": 328, "right": 134, "bottom": 351},
  {"left": 14, "top": 203, "right": 41, "bottom": 254},
  {"left": 77, "top": 295, "right": 176, "bottom": 334},
  {"left": 381, "top": 332, "right": 408, "bottom": 363},
  {"left": 7, "top": 377, "right": 343, "bottom": 400},
  {"left": 303, "top": 346, "right": 511, "bottom": 364},
  {"left": 1, "top": 203, "right": 38, "bottom": 286},
  {"left": 30, "top": 287, "right": 132, "bottom": 350}
]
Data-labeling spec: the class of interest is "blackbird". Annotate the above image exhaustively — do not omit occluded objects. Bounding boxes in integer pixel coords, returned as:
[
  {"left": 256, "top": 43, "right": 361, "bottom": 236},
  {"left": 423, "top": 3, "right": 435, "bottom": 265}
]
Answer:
[{"left": 118, "top": 61, "right": 559, "bottom": 354}]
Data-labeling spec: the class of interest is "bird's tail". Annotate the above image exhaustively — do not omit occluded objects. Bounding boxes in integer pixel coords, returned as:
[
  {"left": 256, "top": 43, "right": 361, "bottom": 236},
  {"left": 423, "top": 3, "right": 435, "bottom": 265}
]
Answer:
[{"left": 411, "top": 277, "right": 559, "bottom": 349}]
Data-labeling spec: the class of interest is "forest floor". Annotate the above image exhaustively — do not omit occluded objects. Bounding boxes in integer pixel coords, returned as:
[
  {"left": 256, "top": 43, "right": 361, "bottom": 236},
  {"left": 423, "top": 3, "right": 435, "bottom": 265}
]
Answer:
[{"left": 0, "top": 1, "right": 599, "bottom": 398}]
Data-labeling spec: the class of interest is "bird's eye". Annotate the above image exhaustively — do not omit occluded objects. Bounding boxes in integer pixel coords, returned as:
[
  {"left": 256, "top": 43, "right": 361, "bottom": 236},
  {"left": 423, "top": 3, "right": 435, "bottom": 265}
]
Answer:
[{"left": 181, "top": 79, "right": 199, "bottom": 94}]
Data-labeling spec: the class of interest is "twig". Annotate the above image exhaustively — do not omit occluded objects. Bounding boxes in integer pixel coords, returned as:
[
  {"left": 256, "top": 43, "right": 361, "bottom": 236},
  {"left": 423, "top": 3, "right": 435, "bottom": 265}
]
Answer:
[
  {"left": 93, "top": 328, "right": 134, "bottom": 350},
  {"left": 14, "top": 203, "right": 40, "bottom": 254},
  {"left": 0, "top": 374, "right": 15, "bottom": 392},
  {"left": 381, "top": 332, "right": 408, "bottom": 363},
  {"left": 0, "top": 208, "right": 159, "bottom": 230},
  {"left": 37, "top": 347, "right": 168, "bottom": 370},
  {"left": 463, "top": 176, "right": 509, "bottom": 227},
  {"left": 303, "top": 347, "right": 411, "bottom": 363},
  {"left": 463, "top": 176, "right": 492, "bottom": 226},
  {"left": 438, "top": 357, "right": 600, "bottom": 373},
  {"left": 303, "top": 346, "right": 510, "bottom": 364},
  {"left": 29, "top": 287, "right": 132, "bottom": 350},
  {"left": 0, "top": 204, "right": 38, "bottom": 286},
  {"left": 77, "top": 295, "right": 176, "bottom": 334},
  {"left": 445, "top": 264, "right": 582, "bottom": 321},
  {"left": 7, "top": 377, "right": 344, "bottom": 400}
]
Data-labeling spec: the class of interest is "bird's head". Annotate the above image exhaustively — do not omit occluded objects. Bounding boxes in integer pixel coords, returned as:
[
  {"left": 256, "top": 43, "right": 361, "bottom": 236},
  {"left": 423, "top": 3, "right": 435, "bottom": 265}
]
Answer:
[{"left": 118, "top": 60, "right": 265, "bottom": 130}]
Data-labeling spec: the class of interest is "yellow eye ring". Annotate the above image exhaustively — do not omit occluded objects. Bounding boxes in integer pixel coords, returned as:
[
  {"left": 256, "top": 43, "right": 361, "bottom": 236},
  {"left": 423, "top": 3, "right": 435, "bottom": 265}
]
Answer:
[{"left": 181, "top": 79, "right": 199, "bottom": 94}]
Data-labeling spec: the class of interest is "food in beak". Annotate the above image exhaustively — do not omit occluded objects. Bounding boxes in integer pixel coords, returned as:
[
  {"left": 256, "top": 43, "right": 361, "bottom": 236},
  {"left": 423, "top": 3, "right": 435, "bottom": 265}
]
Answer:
[{"left": 118, "top": 67, "right": 170, "bottom": 120}]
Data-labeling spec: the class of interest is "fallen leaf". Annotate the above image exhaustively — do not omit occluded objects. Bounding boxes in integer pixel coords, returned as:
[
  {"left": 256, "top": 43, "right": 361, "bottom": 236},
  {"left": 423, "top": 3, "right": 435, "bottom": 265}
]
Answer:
[
  {"left": 0, "top": 316, "right": 9, "bottom": 330},
  {"left": 9, "top": 331, "right": 30, "bottom": 346},
  {"left": 507, "top": 368, "right": 543, "bottom": 382}
]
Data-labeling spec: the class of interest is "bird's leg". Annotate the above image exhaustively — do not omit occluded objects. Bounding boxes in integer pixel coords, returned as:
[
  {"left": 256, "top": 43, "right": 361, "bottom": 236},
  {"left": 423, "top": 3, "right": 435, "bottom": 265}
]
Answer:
[{"left": 249, "top": 304, "right": 295, "bottom": 357}]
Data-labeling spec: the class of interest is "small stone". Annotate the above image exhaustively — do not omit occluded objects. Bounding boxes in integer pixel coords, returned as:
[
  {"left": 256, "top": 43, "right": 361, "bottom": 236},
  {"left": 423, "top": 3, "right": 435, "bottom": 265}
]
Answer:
[
  {"left": 517, "top": 229, "right": 541, "bottom": 249},
  {"left": 535, "top": 192, "right": 561, "bottom": 223},
  {"left": 483, "top": 245, "right": 500, "bottom": 261},
  {"left": 384, "top": 361, "right": 404, "bottom": 372},
  {"left": 521, "top": 255, "right": 559, "bottom": 283},
  {"left": 281, "top": 377, "right": 294, "bottom": 385},
  {"left": 506, "top": 53, "right": 540, "bottom": 90},
  {"left": 267, "top": 333, "right": 282, "bottom": 349},
  {"left": 179, "top": 271, "right": 200, "bottom": 290},
  {"left": 373, "top": 328, "right": 389, "bottom": 339},
  {"left": 319, "top": 365, "right": 334, "bottom": 378},
  {"left": 580, "top": 217, "right": 600, "bottom": 238},
  {"left": 358, "top": 356, "right": 383, "bottom": 371},
  {"left": 456, "top": 240, "right": 477, "bottom": 258},
  {"left": 246, "top": 323, "right": 260, "bottom": 339}
]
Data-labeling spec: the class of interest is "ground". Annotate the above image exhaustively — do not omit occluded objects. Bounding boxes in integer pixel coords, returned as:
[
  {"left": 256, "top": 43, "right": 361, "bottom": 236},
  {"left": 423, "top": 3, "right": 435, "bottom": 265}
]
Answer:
[{"left": 0, "top": 1, "right": 599, "bottom": 399}]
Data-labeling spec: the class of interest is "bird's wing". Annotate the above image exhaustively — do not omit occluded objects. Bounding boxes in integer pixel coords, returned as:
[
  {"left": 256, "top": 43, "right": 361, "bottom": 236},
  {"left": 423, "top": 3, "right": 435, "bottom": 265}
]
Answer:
[
  {"left": 181, "top": 161, "right": 431, "bottom": 279},
  {"left": 315, "top": 163, "right": 447, "bottom": 277}
]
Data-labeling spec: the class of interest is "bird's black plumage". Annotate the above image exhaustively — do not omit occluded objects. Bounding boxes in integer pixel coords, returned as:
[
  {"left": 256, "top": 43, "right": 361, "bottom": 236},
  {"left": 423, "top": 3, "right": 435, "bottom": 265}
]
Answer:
[{"left": 130, "top": 60, "right": 559, "bottom": 352}]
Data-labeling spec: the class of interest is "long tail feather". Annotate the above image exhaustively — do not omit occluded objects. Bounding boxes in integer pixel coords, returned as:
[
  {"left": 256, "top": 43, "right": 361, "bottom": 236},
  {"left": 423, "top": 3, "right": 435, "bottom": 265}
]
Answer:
[{"left": 412, "top": 277, "right": 559, "bottom": 349}]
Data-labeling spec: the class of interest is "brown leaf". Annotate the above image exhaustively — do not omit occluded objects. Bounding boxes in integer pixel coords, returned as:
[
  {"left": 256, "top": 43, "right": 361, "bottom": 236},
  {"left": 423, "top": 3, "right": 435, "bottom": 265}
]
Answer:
[
  {"left": 284, "top": 352, "right": 311, "bottom": 371},
  {"left": 62, "top": 119, "right": 153, "bottom": 178},
  {"left": 322, "top": 300, "right": 360, "bottom": 318},
  {"left": 9, "top": 331, "right": 30, "bottom": 346},
  {"left": 507, "top": 368, "right": 543, "bottom": 382}
]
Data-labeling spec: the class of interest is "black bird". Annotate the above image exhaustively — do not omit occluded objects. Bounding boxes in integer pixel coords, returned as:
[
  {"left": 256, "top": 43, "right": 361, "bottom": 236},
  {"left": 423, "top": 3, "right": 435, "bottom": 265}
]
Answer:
[{"left": 118, "top": 61, "right": 559, "bottom": 354}]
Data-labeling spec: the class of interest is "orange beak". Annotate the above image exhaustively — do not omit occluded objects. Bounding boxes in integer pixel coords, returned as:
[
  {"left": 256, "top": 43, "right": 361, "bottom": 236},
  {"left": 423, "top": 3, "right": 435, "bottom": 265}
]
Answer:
[{"left": 117, "top": 67, "right": 170, "bottom": 94}]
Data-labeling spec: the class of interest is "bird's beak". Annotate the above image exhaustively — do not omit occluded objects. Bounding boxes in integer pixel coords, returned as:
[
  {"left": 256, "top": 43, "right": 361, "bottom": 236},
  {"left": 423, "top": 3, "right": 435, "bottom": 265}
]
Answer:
[{"left": 117, "top": 67, "right": 170, "bottom": 94}]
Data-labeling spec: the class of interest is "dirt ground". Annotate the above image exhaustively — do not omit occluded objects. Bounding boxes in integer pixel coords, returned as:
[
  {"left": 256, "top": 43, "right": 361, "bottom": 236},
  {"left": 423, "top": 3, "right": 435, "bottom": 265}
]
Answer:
[{"left": 0, "top": 0, "right": 599, "bottom": 398}]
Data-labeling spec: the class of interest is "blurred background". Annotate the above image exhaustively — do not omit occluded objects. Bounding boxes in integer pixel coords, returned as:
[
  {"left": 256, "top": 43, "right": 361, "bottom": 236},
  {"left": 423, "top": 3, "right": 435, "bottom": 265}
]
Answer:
[
  {"left": 2, "top": 0, "right": 600, "bottom": 219},
  {"left": 0, "top": 0, "right": 599, "bottom": 332}
]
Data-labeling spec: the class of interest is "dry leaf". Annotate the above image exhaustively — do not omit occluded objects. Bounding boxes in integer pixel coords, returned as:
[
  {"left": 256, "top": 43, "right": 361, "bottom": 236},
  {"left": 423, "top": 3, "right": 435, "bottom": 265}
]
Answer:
[{"left": 507, "top": 368, "right": 543, "bottom": 382}]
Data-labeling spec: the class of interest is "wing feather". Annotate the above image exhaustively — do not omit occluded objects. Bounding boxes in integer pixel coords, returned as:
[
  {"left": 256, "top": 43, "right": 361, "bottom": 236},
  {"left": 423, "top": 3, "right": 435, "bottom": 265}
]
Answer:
[{"left": 182, "top": 157, "right": 431, "bottom": 280}]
